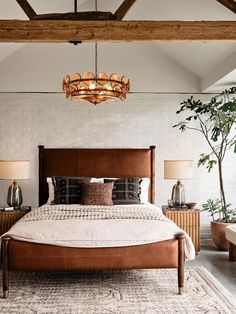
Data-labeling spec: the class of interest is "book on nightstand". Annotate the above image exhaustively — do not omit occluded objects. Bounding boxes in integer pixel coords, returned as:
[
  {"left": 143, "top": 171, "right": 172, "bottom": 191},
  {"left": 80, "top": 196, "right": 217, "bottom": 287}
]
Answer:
[{"left": 0, "top": 206, "right": 31, "bottom": 212}]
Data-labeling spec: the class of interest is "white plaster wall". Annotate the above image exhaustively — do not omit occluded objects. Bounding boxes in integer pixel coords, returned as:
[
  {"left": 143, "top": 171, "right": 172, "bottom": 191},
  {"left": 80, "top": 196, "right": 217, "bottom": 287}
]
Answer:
[
  {"left": 0, "top": 93, "right": 235, "bottom": 243},
  {"left": 0, "top": 43, "right": 199, "bottom": 93}
]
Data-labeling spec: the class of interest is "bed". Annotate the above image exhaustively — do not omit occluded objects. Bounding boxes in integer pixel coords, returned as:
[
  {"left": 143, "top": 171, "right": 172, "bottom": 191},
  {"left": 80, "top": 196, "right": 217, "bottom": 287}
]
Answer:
[{"left": 1, "top": 145, "right": 190, "bottom": 298}]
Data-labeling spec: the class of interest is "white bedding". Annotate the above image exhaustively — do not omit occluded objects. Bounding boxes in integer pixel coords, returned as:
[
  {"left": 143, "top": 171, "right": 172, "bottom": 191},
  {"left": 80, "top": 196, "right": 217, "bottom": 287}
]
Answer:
[
  {"left": 226, "top": 224, "right": 236, "bottom": 245},
  {"left": 2, "top": 203, "right": 195, "bottom": 260}
]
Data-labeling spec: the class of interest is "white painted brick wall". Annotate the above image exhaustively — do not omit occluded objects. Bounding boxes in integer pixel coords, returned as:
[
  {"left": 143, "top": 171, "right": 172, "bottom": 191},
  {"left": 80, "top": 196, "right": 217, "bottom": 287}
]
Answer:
[{"left": 0, "top": 93, "right": 235, "bottom": 244}]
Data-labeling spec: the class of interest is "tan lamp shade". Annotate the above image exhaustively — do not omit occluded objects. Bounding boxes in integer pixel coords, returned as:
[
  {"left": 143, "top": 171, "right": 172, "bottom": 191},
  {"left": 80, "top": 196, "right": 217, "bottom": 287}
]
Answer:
[
  {"left": 164, "top": 160, "right": 193, "bottom": 180},
  {"left": 0, "top": 160, "right": 30, "bottom": 180}
]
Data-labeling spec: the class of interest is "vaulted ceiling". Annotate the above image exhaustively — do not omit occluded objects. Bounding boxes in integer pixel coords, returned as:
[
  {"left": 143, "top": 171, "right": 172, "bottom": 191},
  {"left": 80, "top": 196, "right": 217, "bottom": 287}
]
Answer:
[{"left": 0, "top": 0, "right": 235, "bottom": 93}]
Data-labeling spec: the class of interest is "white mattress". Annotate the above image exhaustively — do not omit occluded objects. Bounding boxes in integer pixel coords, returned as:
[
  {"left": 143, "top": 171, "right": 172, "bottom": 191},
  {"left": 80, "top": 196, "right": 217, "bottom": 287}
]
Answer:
[
  {"left": 226, "top": 224, "right": 236, "bottom": 245},
  {"left": 2, "top": 203, "right": 195, "bottom": 260}
]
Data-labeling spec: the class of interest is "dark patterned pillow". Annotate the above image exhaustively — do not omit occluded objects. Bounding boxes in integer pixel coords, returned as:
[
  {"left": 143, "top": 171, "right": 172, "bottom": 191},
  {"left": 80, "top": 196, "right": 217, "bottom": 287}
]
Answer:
[
  {"left": 81, "top": 182, "right": 114, "bottom": 206},
  {"left": 52, "top": 177, "right": 90, "bottom": 204},
  {"left": 104, "top": 178, "right": 141, "bottom": 205}
]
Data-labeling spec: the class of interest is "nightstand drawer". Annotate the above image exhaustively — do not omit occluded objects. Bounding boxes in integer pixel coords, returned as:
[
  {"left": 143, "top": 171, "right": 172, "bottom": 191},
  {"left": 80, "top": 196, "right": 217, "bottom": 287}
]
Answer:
[
  {"left": 165, "top": 211, "right": 199, "bottom": 227},
  {"left": 163, "top": 209, "right": 200, "bottom": 253}
]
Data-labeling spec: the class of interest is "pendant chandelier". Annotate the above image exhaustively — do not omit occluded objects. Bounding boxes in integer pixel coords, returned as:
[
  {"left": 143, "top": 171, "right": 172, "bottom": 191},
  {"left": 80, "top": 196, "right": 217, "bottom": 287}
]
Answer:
[{"left": 62, "top": 1, "right": 130, "bottom": 105}]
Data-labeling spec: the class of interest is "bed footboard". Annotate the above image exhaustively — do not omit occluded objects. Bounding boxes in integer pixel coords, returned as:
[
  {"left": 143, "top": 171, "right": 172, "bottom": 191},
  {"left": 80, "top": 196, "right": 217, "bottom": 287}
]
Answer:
[
  {"left": 2, "top": 235, "right": 185, "bottom": 298},
  {"left": 177, "top": 234, "right": 185, "bottom": 295},
  {"left": 2, "top": 236, "right": 11, "bottom": 299}
]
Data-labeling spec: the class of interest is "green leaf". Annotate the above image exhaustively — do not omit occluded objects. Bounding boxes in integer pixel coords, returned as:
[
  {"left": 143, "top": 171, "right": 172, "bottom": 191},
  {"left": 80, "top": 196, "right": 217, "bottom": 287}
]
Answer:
[
  {"left": 220, "top": 101, "right": 236, "bottom": 112},
  {"left": 211, "top": 127, "right": 221, "bottom": 142},
  {"left": 206, "top": 160, "right": 217, "bottom": 172}
]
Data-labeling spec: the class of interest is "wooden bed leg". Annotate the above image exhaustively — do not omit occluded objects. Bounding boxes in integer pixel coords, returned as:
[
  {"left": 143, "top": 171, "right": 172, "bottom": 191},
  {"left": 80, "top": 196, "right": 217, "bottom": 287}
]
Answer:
[
  {"left": 229, "top": 242, "right": 236, "bottom": 262},
  {"left": 2, "top": 236, "right": 11, "bottom": 299},
  {"left": 177, "top": 234, "right": 185, "bottom": 295}
]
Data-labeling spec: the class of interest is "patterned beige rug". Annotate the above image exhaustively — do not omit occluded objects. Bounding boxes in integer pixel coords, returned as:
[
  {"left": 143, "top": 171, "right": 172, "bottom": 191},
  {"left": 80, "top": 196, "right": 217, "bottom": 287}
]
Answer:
[{"left": 0, "top": 267, "right": 235, "bottom": 314}]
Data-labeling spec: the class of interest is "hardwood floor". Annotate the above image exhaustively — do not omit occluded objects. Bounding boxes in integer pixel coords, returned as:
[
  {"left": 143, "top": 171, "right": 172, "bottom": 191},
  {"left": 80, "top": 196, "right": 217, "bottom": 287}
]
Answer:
[{"left": 188, "top": 246, "right": 236, "bottom": 296}]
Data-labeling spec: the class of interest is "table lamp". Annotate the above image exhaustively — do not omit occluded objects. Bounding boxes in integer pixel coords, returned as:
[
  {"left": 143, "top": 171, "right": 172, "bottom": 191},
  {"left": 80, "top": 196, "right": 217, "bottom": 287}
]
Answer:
[
  {"left": 164, "top": 160, "right": 193, "bottom": 206},
  {"left": 0, "top": 160, "right": 30, "bottom": 207}
]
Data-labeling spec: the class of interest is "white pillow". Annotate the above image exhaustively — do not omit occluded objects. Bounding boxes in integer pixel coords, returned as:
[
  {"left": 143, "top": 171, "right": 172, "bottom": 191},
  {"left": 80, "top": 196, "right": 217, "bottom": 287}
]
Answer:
[
  {"left": 140, "top": 178, "right": 150, "bottom": 204},
  {"left": 47, "top": 177, "right": 54, "bottom": 204},
  {"left": 91, "top": 178, "right": 119, "bottom": 183},
  {"left": 90, "top": 178, "right": 104, "bottom": 183}
]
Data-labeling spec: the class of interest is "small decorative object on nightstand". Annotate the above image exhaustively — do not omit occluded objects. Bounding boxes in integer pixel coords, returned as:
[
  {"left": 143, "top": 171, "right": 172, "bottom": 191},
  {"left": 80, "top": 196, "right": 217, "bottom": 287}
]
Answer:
[
  {"left": 185, "top": 202, "right": 197, "bottom": 210},
  {"left": 162, "top": 205, "right": 200, "bottom": 253},
  {"left": 0, "top": 206, "right": 31, "bottom": 236}
]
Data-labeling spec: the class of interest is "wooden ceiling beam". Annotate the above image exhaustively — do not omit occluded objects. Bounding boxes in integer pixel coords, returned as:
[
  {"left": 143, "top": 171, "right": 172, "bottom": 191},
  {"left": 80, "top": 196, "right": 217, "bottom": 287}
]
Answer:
[
  {"left": 0, "top": 20, "right": 235, "bottom": 43},
  {"left": 216, "top": 0, "right": 236, "bottom": 14},
  {"left": 16, "top": 0, "right": 37, "bottom": 19},
  {"left": 32, "top": 12, "right": 116, "bottom": 21},
  {"left": 114, "top": 0, "right": 137, "bottom": 20}
]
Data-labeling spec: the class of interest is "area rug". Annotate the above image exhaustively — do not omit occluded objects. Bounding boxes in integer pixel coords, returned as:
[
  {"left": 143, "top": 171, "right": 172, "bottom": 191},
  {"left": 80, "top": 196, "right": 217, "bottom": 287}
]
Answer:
[{"left": 0, "top": 267, "right": 235, "bottom": 314}]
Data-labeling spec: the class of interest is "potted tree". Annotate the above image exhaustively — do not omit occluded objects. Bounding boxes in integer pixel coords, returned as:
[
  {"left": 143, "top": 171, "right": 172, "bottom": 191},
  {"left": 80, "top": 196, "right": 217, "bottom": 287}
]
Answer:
[{"left": 174, "top": 87, "right": 236, "bottom": 250}]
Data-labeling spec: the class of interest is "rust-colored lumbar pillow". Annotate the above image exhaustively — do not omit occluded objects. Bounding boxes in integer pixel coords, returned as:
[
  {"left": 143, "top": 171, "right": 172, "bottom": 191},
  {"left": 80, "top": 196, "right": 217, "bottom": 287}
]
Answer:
[{"left": 81, "top": 182, "right": 114, "bottom": 206}]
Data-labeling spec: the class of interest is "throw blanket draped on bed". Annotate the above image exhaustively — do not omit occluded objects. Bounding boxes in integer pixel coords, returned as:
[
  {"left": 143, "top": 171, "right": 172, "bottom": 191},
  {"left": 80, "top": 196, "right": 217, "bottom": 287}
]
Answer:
[
  {"left": 21, "top": 204, "right": 170, "bottom": 222},
  {"left": 3, "top": 204, "right": 195, "bottom": 260}
]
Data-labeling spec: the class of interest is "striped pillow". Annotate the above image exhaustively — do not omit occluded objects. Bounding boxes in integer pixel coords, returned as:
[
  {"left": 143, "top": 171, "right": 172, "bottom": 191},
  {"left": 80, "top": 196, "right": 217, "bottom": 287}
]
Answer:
[
  {"left": 104, "top": 178, "right": 141, "bottom": 205},
  {"left": 52, "top": 177, "right": 90, "bottom": 204}
]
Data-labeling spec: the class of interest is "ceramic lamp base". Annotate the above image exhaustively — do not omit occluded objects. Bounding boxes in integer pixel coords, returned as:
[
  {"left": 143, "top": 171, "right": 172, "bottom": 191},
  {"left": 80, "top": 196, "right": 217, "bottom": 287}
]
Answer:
[
  {"left": 7, "top": 180, "right": 23, "bottom": 207},
  {"left": 171, "top": 180, "right": 185, "bottom": 206}
]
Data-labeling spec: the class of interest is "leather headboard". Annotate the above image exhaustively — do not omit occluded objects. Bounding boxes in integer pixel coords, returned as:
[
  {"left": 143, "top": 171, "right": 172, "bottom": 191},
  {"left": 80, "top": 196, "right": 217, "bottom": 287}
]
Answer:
[{"left": 38, "top": 146, "right": 156, "bottom": 206}]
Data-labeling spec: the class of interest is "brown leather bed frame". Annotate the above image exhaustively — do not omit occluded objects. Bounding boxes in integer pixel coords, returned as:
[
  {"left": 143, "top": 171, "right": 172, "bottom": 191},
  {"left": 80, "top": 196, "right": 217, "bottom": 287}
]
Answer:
[{"left": 1, "top": 145, "right": 185, "bottom": 298}]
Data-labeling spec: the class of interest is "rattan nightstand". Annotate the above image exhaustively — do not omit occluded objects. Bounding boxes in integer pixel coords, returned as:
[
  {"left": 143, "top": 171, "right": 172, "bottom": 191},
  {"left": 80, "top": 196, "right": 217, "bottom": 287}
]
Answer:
[
  {"left": 162, "top": 206, "right": 200, "bottom": 253},
  {"left": 0, "top": 207, "right": 31, "bottom": 236}
]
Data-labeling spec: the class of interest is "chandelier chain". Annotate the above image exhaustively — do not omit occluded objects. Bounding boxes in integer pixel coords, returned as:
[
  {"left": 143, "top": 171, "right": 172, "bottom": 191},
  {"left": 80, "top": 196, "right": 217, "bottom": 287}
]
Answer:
[
  {"left": 95, "top": 43, "right": 98, "bottom": 76},
  {"left": 95, "top": 0, "right": 98, "bottom": 76}
]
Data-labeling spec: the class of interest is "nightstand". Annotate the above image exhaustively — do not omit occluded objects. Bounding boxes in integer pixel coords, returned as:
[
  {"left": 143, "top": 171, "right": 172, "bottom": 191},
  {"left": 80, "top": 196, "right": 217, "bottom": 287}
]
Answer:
[
  {"left": 0, "top": 207, "right": 31, "bottom": 236},
  {"left": 162, "top": 206, "right": 200, "bottom": 253}
]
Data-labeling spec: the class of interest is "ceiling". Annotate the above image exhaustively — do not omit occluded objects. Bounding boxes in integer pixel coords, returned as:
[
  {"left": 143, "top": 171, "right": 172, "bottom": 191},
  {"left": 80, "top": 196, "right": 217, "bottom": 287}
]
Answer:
[{"left": 0, "top": 0, "right": 235, "bottom": 93}]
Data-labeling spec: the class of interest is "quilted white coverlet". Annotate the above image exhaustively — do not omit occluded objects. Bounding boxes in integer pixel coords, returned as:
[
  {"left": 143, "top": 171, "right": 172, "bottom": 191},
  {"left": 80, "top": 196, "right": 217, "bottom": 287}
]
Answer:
[{"left": 3, "top": 204, "right": 195, "bottom": 260}]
